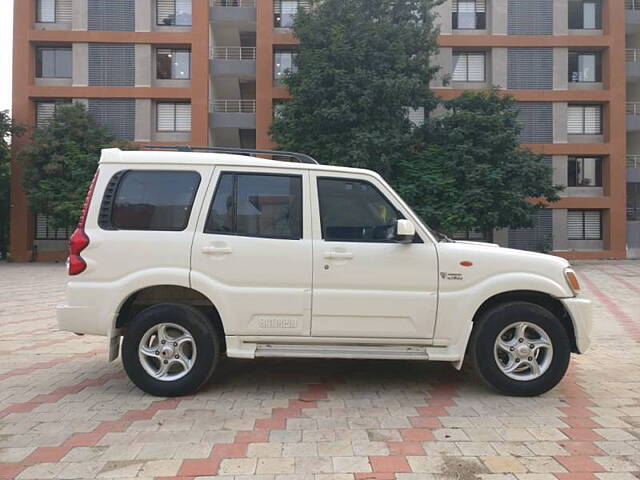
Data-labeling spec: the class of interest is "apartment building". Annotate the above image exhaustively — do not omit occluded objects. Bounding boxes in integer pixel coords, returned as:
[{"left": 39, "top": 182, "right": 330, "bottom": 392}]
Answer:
[{"left": 9, "top": 0, "right": 631, "bottom": 261}]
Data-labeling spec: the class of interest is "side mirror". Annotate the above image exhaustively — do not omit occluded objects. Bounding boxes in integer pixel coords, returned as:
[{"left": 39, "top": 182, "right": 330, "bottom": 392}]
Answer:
[{"left": 395, "top": 219, "right": 415, "bottom": 244}]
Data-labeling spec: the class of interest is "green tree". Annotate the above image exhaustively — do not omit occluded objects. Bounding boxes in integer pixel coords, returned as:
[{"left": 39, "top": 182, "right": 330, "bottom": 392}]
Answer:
[
  {"left": 271, "top": 0, "right": 443, "bottom": 178},
  {"left": 0, "top": 111, "right": 24, "bottom": 259},
  {"left": 20, "top": 103, "right": 130, "bottom": 229},
  {"left": 398, "top": 90, "right": 562, "bottom": 241}
]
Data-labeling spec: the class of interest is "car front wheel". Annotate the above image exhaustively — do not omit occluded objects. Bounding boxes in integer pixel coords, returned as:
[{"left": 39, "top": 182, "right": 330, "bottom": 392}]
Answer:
[
  {"left": 470, "top": 301, "right": 571, "bottom": 397},
  {"left": 122, "top": 304, "right": 220, "bottom": 397}
]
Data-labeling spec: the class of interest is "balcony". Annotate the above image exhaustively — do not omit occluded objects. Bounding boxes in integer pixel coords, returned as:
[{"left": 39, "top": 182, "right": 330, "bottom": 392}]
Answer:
[
  {"left": 628, "top": 103, "right": 640, "bottom": 132},
  {"left": 211, "top": 0, "right": 256, "bottom": 24},
  {"left": 628, "top": 49, "right": 640, "bottom": 79},
  {"left": 627, "top": 0, "right": 640, "bottom": 32},
  {"left": 629, "top": 155, "right": 640, "bottom": 183},
  {"left": 210, "top": 100, "right": 256, "bottom": 129},
  {"left": 210, "top": 47, "right": 256, "bottom": 76},
  {"left": 274, "top": 1, "right": 311, "bottom": 29}
]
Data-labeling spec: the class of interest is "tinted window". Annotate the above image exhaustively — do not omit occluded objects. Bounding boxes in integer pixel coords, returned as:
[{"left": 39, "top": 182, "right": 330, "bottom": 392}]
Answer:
[
  {"left": 205, "top": 173, "right": 303, "bottom": 240},
  {"left": 318, "top": 178, "right": 399, "bottom": 242},
  {"left": 111, "top": 171, "right": 200, "bottom": 231}
]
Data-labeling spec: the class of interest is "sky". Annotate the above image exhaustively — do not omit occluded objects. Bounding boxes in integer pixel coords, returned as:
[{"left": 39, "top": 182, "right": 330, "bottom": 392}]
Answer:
[{"left": 0, "top": 0, "right": 14, "bottom": 113}]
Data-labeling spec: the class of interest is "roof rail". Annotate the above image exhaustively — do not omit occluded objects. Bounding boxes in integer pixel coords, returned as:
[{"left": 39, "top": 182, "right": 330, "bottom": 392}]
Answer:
[{"left": 143, "top": 145, "right": 319, "bottom": 165}]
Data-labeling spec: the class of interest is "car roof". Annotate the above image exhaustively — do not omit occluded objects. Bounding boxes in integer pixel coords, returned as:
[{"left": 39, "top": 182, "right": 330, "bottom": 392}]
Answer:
[{"left": 99, "top": 148, "right": 381, "bottom": 179}]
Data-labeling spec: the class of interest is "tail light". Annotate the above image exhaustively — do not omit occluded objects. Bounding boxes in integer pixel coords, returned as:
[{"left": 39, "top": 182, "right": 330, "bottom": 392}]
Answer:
[{"left": 68, "top": 169, "right": 99, "bottom": 276}]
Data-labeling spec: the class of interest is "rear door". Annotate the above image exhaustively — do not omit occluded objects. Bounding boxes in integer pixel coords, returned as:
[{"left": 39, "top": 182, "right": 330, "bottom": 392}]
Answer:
[
  {"left": 191, "top": 166, "right": 313, "bottom": 337},
  {"left": 87, "top": 164, "right": 212, "bottom": 286}
]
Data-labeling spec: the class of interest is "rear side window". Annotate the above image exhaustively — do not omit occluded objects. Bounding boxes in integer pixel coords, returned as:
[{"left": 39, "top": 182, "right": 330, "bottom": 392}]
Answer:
[
  {"left": 205, "top": 172, "right": 303, "bottom": 240},
  {"left": 105, "top": 170, "right": 200, "bottom": 231}
]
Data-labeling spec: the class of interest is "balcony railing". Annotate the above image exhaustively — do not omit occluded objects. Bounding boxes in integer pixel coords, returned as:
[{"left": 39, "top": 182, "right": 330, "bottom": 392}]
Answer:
[
  {"left": 210, "top": 47, "right": 256, "bottom": 60},
  {"left": 213, "top": 100, "right": 256, "bottom": 113},
  {"left": 212, "top": 0, "right": 256, "bottom": 7},
  {"left": 627, "top": 49, "right": 640, "bottom": 62},
  {"left": 274, "top": 1, "right": 312, "bottom": 28},
  {"left": 628, "top": 155, "right": 640, "bottom": 168},
  {"left": 627, "top": 103, "right": 640, "bottom": 116},
  {"left": 626, "top": 0, "right": 639, "bottom": 10}
]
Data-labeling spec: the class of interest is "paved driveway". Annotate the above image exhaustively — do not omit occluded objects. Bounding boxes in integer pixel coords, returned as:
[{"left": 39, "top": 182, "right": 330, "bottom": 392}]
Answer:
[{"left": 0, "top": 261, "right": 639, "bottom": 480}]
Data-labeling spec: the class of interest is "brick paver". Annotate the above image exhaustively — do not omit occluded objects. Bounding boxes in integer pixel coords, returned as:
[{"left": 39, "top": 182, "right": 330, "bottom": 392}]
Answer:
[{"left": 0, "top": 260, "right": 638, "bottom": 480}]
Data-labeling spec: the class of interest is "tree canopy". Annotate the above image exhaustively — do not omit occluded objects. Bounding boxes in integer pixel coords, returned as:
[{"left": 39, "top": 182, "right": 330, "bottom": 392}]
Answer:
[
  {"left": 271, "top": 0, "right": 443, "bottom": 178},
  {"left": 271, "top": 0, "right": 560, "bottom": 242},
  {"left": 398, "top": 90, "right": 562, "bottom": 240},
  {"left": 20, "top": 103, "right": 127, "bottom": 229}
]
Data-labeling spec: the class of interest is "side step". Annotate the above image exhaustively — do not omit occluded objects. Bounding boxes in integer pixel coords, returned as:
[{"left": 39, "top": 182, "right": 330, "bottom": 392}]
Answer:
[{"left": 254, "top": 343, "right": 430, "bottom": 360}]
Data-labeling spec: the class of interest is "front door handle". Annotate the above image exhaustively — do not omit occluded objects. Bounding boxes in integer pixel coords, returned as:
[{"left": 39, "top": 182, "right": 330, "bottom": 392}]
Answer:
[
  {"left": 324, "top": 251, "right": 353, "bottom": 260},
  {"left": 201, "top": 245, "right": 232, "bottom": 255}
]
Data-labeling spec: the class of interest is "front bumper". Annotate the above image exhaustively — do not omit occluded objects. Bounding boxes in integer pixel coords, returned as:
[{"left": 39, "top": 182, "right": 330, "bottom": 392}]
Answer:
[{"left": 561, "top": 296, "right": 593, "bottom": 353}]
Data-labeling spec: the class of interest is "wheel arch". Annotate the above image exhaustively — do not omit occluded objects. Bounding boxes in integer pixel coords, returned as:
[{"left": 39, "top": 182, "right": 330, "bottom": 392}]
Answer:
[
  {"left": 115, "top": 285, "right": 227, "bottom": 352},
  {"left": 470, "top": 290, "right": 577, "bottom": 353}
]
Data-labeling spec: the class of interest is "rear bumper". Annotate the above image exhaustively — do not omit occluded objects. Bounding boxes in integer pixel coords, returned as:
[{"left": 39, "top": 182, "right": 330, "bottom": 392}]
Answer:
[
  {"left": 561, "top": 296, "right": 593, "bottom": 353},
  {"left": 56, "top": 304, "right": 110, "bottom": 336}
]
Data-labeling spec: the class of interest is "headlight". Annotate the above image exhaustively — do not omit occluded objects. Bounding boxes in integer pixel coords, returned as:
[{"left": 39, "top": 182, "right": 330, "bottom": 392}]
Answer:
[{"left": 564, "top": 268, "right": 581, "bottom": 294}]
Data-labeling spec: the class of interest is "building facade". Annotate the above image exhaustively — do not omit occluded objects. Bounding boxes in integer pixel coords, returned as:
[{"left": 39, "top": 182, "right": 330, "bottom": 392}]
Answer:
[
  {"left": 9, "top": 0, "right": 634, "bottom": 261},
  {"left": 627, "top": 0, "right": 640, "bottom": 258}
]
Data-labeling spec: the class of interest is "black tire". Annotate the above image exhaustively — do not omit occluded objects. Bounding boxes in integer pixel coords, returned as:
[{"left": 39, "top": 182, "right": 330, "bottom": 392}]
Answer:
[
  {"left": 122, "top": 303, "right": 220, "bottom": 397},
  {"left": 470, "top": 301, "right": 571, "bottom": 397}
]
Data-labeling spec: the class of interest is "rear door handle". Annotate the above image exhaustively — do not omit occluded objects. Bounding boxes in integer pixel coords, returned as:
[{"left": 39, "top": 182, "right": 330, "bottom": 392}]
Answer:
[
  {"left": 324, "top": 251, "right": 353, "bottom": 260},
  {"left": 201, "top": 245, "right": 232, "bottom": 255}
]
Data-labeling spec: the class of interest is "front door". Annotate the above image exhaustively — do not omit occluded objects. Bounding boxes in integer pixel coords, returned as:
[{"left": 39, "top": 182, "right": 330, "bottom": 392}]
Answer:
[
  {"left": 310, "top": 173, "right": 439, "bottom": 339},
  {"left": 191, "top": 166, "right": 312, "bottom": 337}
]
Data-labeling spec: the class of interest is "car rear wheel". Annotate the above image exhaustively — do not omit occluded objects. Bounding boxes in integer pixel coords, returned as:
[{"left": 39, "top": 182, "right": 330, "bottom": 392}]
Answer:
[
  {"left": 470, "top": 301, "right": 571, "bottom": 397},
  {"left": 122, "top": 304, "right": 220, "bottom": 397}
]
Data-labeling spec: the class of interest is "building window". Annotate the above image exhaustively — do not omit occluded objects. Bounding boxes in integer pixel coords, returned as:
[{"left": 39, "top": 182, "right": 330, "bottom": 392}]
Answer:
[
  {"left": 35, "top": 100, "right": 71, "bottom": 128},
  {"left": 156, "top": 48, "right": 191, "bottom": 79},
  {"left": 451, "top": 229, "right": 486, "bottom": 241},
  {"left": 36, "top": 0, "right": 72, "bottom": 23},
  {"left": 239, "top": 129, "right": 256, "bottom": 149},
  {"left": 568, "top": 51, "right": 601, "bottom": 83},
  {"left": 36, "top": 0, "right": 56, "bottom": 22},
  {"left": 157, "top": 0, "right": 192, "bottom": 26},
  {"left": 273, "top": 101, "right": 286, "bottom": 120},
  {"left": 452, "top": 52, "right": 485, "bottom": 82},
  {"left": 274, "top": 0, "right": 310, "bottom": 28},
  {"left": 568, "top": 157, "right": 602, "bottom": 187},
  {"left": 568, "top": 210, "right": 602, "bottom": 240},
  {"left": 452, "top": 0, "right": 486, "bottom": 30},
  {"left": 36, "top": 47, "right": 72, "bottom": 78},
  {"left": 34, "top": 213, "right": 74, "bottom": 240},
  {"left": 568, "top": 0, "right": 602, "bottom": 29},
  {"left": 156, "top": 102, "right": 191, "bottom": 132},
  {"left": 274, "top": 49, "right": 297, "bottom": 84},
  {"left": 567, "top": 105, "right": 602, "bottom": 135},
  {"left": 406, "top": 107, "right": 425, "bottom": 127},
  {"left": 628, "top": 183, "right": 640, "bottom": 221}
]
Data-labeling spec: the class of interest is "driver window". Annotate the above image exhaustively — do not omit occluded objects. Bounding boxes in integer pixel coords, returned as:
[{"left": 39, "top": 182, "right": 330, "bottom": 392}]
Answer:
[{"left": 317, "top": 177, "right": 400, "bottom": 242}]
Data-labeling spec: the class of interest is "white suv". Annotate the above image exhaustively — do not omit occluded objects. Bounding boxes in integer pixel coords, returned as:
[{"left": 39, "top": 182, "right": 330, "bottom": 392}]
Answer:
[{"left": 57, "top": 147, "right": 592, "bottom": 397}]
